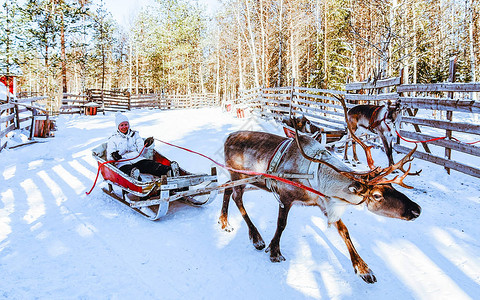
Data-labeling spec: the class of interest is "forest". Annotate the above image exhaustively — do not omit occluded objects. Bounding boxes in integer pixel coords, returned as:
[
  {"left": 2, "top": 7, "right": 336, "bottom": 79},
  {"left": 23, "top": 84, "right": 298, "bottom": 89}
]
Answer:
[{"left": 1, "top": 0, "right": 479, "bottom": 103}]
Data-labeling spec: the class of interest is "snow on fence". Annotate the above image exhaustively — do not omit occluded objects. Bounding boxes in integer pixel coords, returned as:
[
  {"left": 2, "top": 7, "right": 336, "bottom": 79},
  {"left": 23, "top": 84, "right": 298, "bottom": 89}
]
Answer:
[
  {"left": 237, "top": 74, "right": 480, "bottom": 179},
  {"left": 394, "top": 83, "right": 480, "bottom": 178},
  {"left": 0, "top": 96, "right": 49, "bottom": 150},
  {"left": 60, "top": 94, "right": 88, "bottom": 114}
]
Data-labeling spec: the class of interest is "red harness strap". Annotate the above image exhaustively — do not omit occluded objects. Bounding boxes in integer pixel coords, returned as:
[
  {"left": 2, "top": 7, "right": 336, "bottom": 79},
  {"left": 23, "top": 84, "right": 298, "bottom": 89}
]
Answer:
[
  {"left": 86, "top": 145, "right": 147, "bottom": 195},
  {"left": 396, "top": 130, "right": 480, "bottom": 145},
  {"left": 368, "top": 106, "right": 387, "bottom": 131},
  {"left": 154, "top": 138, "right": 327, "bottom": 198}
]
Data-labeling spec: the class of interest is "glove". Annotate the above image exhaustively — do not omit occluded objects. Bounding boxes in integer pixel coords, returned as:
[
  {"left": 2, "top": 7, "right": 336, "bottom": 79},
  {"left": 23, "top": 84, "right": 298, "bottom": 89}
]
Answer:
[
  {"left": 144, "top": 137, "right": 154, "bottom": 147},
  {"left": 111, "top": 151, "right": 122, "bottom": 161}
]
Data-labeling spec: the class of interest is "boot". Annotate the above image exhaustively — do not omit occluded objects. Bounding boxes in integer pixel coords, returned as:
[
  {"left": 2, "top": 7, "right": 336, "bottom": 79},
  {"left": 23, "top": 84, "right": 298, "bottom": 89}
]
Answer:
[
  {"left": 171, "top": 161, "right": 180, "bottom": 177},
  {"left": 130, "top": 167, "right": 142, "bottom": 181}
]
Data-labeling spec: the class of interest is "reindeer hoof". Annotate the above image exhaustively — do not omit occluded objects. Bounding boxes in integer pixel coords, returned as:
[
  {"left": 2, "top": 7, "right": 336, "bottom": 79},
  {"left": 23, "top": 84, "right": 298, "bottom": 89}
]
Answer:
[
  {"left": 269, "top": 254, "right": 286, "bottom": 263},
  {"left": 253, "top": 240, "right": 265, "bottom": 250},
  {"left": 358, "top": 270, "right": 377, "bottom": 284},
  {"left": 218, "top": 220, "right": 233, "bottom": 232},
  {"left": 266, "top": 246, "right": 286, "bottom": 262}
]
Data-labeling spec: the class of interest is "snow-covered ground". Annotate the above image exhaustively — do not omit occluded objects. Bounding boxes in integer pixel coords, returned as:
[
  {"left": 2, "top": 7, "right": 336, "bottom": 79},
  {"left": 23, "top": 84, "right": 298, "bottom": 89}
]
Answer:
[{"left": 1, "top": 107, "right": 479, "bottom": 299}]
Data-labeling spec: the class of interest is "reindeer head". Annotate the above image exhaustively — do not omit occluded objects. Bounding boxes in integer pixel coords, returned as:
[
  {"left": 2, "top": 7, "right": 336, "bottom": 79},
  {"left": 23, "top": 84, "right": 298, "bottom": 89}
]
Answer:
[
  {"left": 333, "top": 150, "right": 420, "bottom": 221},
  {"left": 362, "top": 183, "right": 421, "bottom": 220},
  {"left": 303, "top": 117, "right": 322, "bottom": 135},
  {"left": 386, "top": 100, "right": 403, "bottom": 129},
  {"left": 282, "top": 115, "right": 309, "bottom": 132},
  {"left": 293, "top": 125, "right": 421, "bottom": 222}
]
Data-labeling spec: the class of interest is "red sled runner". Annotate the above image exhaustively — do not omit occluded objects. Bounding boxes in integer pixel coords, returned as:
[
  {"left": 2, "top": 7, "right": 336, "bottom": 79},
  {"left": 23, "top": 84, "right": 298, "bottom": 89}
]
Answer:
[{"left": 92, "top": 143, "right": 218, "bottom": 220}]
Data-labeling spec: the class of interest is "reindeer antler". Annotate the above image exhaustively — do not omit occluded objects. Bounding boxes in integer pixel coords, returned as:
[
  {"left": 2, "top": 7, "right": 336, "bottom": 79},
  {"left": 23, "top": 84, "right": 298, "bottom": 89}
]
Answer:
[
  {"left": 374, "top": 163, "right": 414, "bottom": 189},
  {"left": 367, "top": 145, "right": 418, "bottom": 188},
  {"left": 292, "top": 99, "right": 419, "bottom": 190},
  {"left": 335, "top": 95, "right": 376, "bottom": 170},
  {"left": 399, "top": 165, "right": 423, "bottom": 176},
  {"left": 292, "top": 119, "right": 378, "bottom": 185}
]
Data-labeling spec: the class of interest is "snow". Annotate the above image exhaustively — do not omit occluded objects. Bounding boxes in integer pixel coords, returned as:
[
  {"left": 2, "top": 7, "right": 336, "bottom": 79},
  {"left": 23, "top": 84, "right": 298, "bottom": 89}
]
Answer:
[{"left": 1, "top": 107, "right": 479, "bottom": 299}]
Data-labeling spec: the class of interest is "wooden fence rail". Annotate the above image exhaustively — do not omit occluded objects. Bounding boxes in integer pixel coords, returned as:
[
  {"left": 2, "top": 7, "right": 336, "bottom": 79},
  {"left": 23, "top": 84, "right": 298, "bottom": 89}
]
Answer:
[
  {"left": 5, "top": 78, "right": 479, "bottom": 181},
  {"left": 58, "top": 90, "right": 219, "bottom": 114},
  {"left": 0, "top": 96, "right": 49, "bottom": 151},
  {"left": 237, "top": 75, "right": 480, "bottom": 179}
]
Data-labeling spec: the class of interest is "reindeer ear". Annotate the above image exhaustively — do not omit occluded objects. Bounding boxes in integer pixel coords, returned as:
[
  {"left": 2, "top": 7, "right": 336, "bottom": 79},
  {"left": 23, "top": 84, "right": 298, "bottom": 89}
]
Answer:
[{"left": 348, "top": 182, "right": 364, "bottom": 194}]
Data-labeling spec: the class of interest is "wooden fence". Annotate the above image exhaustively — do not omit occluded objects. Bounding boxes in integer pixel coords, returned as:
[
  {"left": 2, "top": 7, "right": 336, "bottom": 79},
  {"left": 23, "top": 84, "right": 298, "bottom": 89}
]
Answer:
[
  {"left": 0, "top": 96, "right": 49, "bottom": 150},
  {"left": 59, "top": 90, "right": 219, "bottom": 114},
  {"left": 237, "top": 72, "right": 480, "bottom": 179}
]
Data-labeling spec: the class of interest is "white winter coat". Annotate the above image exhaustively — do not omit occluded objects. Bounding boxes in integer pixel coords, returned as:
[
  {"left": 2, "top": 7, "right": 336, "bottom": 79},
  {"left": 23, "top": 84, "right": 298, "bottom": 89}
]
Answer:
[{"left": 106, "top": 129, "right": 154, "bottom": 168}]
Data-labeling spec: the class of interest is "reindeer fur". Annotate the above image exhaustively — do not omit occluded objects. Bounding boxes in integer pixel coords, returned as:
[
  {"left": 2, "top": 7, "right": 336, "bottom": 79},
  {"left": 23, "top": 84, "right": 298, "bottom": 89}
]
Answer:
[
  {"left": 344, "top": 101, "right": 402, "bottom": 166},
  {"left": 220, "top": 130, "right": 420, "bottom": 284}
]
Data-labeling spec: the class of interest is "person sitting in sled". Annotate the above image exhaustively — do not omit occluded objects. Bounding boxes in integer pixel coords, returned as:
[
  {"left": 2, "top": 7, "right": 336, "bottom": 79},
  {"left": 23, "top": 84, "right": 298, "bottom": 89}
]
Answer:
[{"left": 107, "top": 113, "right": 180, "bottom": 180}]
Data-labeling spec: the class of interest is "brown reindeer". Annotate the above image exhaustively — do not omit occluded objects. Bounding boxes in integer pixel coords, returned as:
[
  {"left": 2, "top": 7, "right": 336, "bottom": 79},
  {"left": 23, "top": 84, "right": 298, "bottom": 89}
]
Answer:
[
  {"left": 281, "top": 114, "right": 321, "bottom": 134},
  {"left": 219, "top": 129, "right": 420, "bottom": 284},
  {"left": 282, "top": 115, "right": 346, "bottom": 146},
  {"left": 343, "top": 100, "right": 402, "bottom": 168}
]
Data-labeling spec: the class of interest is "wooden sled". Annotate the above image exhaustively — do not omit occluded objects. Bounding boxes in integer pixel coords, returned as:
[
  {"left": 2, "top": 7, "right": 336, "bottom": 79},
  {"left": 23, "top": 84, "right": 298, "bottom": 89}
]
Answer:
[{"left": 92, "top": 143, "right": 218, "bottom": 220}]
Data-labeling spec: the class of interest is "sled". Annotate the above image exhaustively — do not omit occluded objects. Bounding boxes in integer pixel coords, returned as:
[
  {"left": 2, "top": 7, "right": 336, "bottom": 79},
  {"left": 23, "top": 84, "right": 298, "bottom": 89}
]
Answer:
[{"left": 92, "top": 143, "right": 219, "bottom": 220}]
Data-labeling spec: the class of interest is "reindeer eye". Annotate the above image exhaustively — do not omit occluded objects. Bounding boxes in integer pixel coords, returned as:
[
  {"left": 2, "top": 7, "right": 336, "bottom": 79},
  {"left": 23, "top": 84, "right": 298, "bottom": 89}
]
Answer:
[{"left": 372, "top": 193, "right": 383, "bottom": 201}]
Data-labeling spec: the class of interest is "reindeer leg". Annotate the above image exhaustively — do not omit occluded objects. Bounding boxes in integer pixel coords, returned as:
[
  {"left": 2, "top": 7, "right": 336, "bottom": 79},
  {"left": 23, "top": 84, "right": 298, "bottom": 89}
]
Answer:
[
  {"left": 352, "top": 140, "right": 360, "bottom": 165},
  {"left": 343, "top": 135, "right": 350, "bottom": 163},
  {"left": 379, "top": 133, "right": 394, "bottom": 167},
  {"left": 231, "top": 185, "right": 265, "bottom": 250},
  {"left": 334, "top": 219, "right": 377, "bottom": 284},
  {"left": 266, "top": 200, "right": 292, "bottom": 262},
  {"left": 218, "top": 183, "right": 233, "bottom": 232}
]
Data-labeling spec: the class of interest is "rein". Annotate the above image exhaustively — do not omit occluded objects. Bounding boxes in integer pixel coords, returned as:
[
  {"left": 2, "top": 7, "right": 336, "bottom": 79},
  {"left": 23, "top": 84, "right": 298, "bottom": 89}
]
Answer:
[
  {"left": 395, "top": 130, "right": 480, "bottom": 145},
  {"left": 85, "top": 144, "right": 147, "bottom": 195},
  {"left": 154, "top": 138, "right": 327, "bottom": 198},
  {"left": 368, "top": 108, "right": 479, "bottom": 145}
]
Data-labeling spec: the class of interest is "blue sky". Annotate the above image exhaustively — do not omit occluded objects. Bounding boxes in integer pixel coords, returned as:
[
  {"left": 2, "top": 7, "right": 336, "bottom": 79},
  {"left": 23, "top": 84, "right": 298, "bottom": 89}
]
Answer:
[{"left": 102, "top": 0, "right": 220, "bottom": 27}]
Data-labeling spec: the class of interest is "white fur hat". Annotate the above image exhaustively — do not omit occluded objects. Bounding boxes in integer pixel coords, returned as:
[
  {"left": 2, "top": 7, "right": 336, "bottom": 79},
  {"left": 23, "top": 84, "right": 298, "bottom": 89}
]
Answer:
[{"left": 115, "top": 113, "right": 129, "bottom": 128}]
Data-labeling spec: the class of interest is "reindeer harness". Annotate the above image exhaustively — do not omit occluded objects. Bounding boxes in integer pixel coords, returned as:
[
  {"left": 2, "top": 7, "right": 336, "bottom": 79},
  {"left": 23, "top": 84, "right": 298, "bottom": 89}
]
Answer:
[
  {"left": 367, "top": 106, "right": 390, "bottom": 131},
  {"left": 265, "top": 138, "right": 318, "bottom": 206}
]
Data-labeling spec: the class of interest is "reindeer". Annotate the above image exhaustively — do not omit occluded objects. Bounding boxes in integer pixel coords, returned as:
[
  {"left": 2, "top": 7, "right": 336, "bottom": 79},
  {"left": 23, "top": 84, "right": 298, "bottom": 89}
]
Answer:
[
  {"left": 281, "top": 114, "right": 320, "bottom": 134},
  {"left": 282, "top": 115, "right": 346, "bottom": 146},
  {"left": 219, "top": 128, "right": 420, "bottom": 284},
  {"left": 343, "top": 100, "right": 402, "bottom": 168}
]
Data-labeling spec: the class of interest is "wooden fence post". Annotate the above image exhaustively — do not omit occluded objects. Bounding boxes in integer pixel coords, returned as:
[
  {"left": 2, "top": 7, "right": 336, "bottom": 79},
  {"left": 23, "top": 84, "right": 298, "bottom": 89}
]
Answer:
[
  {"left": 14, "top": 104, "right": 20, "bottom": 129},
  {"left": 289, "top": 78, "right": 295, "bottom": 118},
  {"left": 445, "top": 57, "right": 457, "bottom": 174},
  {"left": 29, "top": 108, "right": 36, "bottom": 140}
]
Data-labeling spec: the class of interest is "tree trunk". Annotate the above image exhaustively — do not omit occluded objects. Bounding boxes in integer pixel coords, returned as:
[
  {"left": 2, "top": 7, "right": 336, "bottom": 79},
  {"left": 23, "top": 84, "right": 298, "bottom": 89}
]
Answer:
[
  {"left": 413, "top": 2, "right": 417, "bottom": 84},
  {"left": 277, "top": 0, "right": 284, "bottom": 87},
  {"left": 323, "top": 0, "right": 328, "bottom": 84},
  {"left": 238, "top": 38, "right": 244, "bottom": 91},
  {"left": 61, "top": 11, "right": 67, "bottom": 93},
  {"left": 290, "top": 19, "right": 296, "bottom": 80},
  {"left": 469, "top": 0, "right": 477, "bottom": 83},
  {"left": 215, "top": 35, "right": 220, "bottom": 97},
  {"left": 260, "top": 0, "right": 266, "bottom": 86},
  {"left": 136, "top": 44, "right": 139, "bottom": 94},
  {"left": 244, "top": 0, "right": 260, "bottom": 87},
  {"left": 129, "top": 39, "right": 133, "bottom": 93}
]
